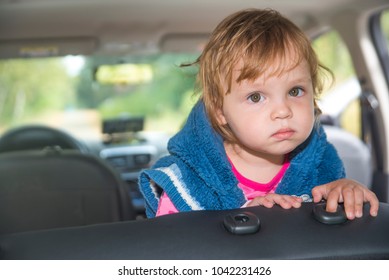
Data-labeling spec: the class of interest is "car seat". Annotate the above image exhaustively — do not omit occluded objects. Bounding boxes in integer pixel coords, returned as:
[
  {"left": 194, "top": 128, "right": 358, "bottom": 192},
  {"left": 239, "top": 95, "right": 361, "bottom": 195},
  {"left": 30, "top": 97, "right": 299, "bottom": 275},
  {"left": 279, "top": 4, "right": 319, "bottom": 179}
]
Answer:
[
  {"left": 0, "top": 149, "right": 136, "bottom": 235},
  {"left": 323, "top": 125, "right": 372, "bottom": 187}
]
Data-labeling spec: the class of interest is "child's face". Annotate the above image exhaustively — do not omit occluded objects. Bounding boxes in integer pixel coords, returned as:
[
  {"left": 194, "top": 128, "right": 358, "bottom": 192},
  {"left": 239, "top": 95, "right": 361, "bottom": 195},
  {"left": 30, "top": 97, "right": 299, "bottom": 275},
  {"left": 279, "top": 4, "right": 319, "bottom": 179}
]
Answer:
[{"left": 217, "top": 59, "right": 315, "bottom": 157}]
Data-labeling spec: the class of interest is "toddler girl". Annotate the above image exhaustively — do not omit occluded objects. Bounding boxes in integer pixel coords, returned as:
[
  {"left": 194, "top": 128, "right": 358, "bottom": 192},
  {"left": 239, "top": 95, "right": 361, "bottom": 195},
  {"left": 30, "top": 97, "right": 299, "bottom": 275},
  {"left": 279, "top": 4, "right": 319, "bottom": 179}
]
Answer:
[{"left": 139, "top": 8, "right": 379, "bottom": 219}]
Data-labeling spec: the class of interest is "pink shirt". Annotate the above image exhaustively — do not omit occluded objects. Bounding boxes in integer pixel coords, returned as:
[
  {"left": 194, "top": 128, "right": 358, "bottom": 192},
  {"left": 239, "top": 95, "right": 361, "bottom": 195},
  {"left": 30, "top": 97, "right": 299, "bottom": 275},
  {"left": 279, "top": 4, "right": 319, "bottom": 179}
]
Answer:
[{"left": 156, "top": 159, "right": 290, "bottom": 216}]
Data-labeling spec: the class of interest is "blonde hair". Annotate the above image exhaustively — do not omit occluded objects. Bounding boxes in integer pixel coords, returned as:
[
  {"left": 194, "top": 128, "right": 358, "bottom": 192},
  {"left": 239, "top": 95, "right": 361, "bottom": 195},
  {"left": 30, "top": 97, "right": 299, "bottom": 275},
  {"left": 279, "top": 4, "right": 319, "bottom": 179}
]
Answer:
[{"left": 185, "top": 8, "right": 332, "bottom": 143}]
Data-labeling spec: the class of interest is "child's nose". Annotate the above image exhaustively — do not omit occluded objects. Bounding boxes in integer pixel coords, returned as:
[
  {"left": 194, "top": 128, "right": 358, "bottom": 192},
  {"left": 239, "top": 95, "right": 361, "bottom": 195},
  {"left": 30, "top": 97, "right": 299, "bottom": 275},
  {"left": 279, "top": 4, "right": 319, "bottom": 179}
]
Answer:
[{"left": 270, "top": 101, "right": 293, "bottom": 120}]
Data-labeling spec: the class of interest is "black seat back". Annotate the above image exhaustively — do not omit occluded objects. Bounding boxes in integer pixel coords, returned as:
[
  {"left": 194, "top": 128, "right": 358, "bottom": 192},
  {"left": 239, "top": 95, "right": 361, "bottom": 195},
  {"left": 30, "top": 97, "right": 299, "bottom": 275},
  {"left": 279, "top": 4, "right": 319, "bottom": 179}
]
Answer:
[
  {"left": 0, "top": 150, "right": 135, "bottom": 234},
  {"left": 1, "top": 203, "right": 389, "bottom": 259}
]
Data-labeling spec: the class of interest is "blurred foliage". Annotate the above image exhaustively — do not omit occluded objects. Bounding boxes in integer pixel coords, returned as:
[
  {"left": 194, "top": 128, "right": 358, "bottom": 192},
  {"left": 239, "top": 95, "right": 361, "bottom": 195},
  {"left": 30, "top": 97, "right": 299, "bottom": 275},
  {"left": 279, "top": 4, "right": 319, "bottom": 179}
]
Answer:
[
  {"left": 312, "top": 30, "right": 356, "bottom": 90},
  {"left": 383, "top": 10, "right": 389, "bottom": 52},
  {"left": 0, "top": 53, "right": 199, "bottom": 133},
  {"left": 95, "top": 54, "right": 198, "bottom": 118},
  {"left": 76, "top": 53, "right": 198, "bottom": 132},
  {"left": 313, "top": 30, "right": 360, "bottom": 137},
  {"left": 0, "top": 58, "right": 75, "bottom": 130}
]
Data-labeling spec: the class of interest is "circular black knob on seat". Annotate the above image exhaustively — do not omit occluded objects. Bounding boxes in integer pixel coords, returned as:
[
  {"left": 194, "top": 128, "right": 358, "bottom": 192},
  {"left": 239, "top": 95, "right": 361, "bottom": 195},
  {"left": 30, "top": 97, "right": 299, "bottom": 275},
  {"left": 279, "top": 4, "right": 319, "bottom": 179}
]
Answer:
[{"left": 313, "top": 202, "right": 347, "bottom": 225}]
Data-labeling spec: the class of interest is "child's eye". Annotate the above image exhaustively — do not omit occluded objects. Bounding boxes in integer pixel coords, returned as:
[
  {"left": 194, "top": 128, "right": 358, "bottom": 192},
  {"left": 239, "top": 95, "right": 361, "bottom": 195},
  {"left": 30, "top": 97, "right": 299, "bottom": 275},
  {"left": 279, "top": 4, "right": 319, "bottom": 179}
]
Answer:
[
  {"left": 289, "top": 87, "right": 304, "bottom": 97},
  {"left": 248, "top": 92, "right": 262, "bottom": 103}
]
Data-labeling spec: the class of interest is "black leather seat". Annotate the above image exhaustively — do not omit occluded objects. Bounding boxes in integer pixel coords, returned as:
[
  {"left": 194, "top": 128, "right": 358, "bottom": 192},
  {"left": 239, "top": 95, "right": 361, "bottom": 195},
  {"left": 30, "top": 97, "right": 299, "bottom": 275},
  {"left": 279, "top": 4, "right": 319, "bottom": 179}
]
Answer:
[
  {"left": 0, "top": 149, "right": 136, "bottom": 235},
  {"left": 1, "top": 203, "right": 389, "bottom": 259}
]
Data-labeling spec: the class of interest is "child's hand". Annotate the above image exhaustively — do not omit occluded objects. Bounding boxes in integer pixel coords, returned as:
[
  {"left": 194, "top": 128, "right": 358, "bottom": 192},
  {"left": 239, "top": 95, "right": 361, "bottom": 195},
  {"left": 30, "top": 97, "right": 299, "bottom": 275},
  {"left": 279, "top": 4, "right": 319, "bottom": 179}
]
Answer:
[
  {"left": 311, "top": 178, "right": 379, "bottom": 220},
  {"left": 246, "top": 194, "right": 302, "bottom": 209}
]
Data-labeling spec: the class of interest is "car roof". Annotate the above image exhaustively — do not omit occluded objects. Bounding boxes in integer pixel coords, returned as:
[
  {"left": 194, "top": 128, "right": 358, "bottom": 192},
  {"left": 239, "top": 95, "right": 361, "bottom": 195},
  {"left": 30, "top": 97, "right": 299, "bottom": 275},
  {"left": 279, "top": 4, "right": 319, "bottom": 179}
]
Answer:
[{"left": 1, "top": 0, "right": 388, "bottom": 57}]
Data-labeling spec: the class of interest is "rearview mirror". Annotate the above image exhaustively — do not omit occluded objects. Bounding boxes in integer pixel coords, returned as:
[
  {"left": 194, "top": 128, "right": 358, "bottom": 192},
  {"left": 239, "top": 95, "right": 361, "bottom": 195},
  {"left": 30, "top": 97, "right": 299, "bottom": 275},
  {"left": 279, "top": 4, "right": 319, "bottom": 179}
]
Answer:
[{"left": 95, "top": 64, "right": 153, "bottom": 85}]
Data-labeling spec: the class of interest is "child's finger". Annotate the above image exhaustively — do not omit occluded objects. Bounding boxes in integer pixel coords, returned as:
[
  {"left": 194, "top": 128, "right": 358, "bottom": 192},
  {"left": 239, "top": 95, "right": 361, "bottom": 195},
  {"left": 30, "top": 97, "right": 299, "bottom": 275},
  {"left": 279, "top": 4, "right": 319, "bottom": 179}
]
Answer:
[
  {"left": 311, "top": 185, "right": 327, "bottom": 203},
  {"left": 350, "top": 187, "right": 364, "bottom": 218},
  {"left": 325, "top": 186, "right": 343, "bottom": 214},
  {"left": 365, "top": 190, "right": 379, "bottom": 217},
  {"left": 273, "top": 195, "right": 302, "bottom": 209},
  {"left": 341, "top": 186, "right": 356, "bottom": 220}
]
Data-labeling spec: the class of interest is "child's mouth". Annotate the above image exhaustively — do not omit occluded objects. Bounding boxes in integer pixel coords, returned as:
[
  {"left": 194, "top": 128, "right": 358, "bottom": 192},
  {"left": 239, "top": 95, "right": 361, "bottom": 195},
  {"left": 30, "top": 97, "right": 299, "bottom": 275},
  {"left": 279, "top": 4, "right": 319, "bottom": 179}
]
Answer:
[{"left": 272, "top": 128, "right": 295, "bottom": 140}]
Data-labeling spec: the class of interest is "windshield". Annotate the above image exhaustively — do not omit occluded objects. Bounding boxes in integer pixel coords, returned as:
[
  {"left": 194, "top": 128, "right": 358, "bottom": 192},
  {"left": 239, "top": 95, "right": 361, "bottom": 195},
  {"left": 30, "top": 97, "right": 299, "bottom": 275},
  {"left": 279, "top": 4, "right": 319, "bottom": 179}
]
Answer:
[{"left": 0, "top": 53, "right": 199, "bottom": 141}]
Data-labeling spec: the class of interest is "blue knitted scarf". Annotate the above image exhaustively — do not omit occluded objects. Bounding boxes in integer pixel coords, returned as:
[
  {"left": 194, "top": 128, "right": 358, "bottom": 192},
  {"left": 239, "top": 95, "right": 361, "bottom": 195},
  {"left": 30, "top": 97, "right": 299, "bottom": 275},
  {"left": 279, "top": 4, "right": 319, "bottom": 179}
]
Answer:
[{"left": 139, "top": 101, "right": 345, "bottom": 218}]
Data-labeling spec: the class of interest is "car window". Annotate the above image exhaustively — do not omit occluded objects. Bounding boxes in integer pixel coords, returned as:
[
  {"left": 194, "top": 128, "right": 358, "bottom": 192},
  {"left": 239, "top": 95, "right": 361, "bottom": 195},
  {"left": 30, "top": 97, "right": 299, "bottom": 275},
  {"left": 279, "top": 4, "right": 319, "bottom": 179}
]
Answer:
[
  {"left": 312, "top": 30, "right": 361, "bottom": 138},
  {"left": 379, "top": 9, "right": 389, "bottom": 85},
  {"left": 0, "top": 53, "right": 199, "bottom": 141},
  {"left": 382, "top": 10, "right": 389, "bottom": 54}
]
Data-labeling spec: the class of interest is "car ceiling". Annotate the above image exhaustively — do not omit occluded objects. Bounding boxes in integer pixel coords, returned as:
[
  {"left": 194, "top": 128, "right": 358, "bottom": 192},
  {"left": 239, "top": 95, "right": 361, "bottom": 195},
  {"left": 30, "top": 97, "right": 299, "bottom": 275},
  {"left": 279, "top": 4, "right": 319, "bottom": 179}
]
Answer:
[{"left": 0, "top": 0, "right": 388, "bottom": 57}]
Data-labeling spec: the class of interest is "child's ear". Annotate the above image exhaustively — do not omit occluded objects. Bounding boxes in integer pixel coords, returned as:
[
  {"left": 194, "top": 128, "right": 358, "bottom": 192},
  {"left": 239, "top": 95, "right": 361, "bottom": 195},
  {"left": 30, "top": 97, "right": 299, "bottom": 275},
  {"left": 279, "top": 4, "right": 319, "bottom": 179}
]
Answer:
[{"left": 216, "top": 108, "right": 227, "bottom": 125}]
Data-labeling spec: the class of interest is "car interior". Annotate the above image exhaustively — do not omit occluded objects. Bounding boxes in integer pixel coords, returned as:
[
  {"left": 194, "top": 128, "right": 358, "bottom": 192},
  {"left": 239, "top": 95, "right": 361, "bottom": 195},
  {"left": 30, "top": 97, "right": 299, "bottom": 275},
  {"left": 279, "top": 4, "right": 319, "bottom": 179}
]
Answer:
[{"left": 0, "top": 0, "right": 389, "bottom": 260}]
